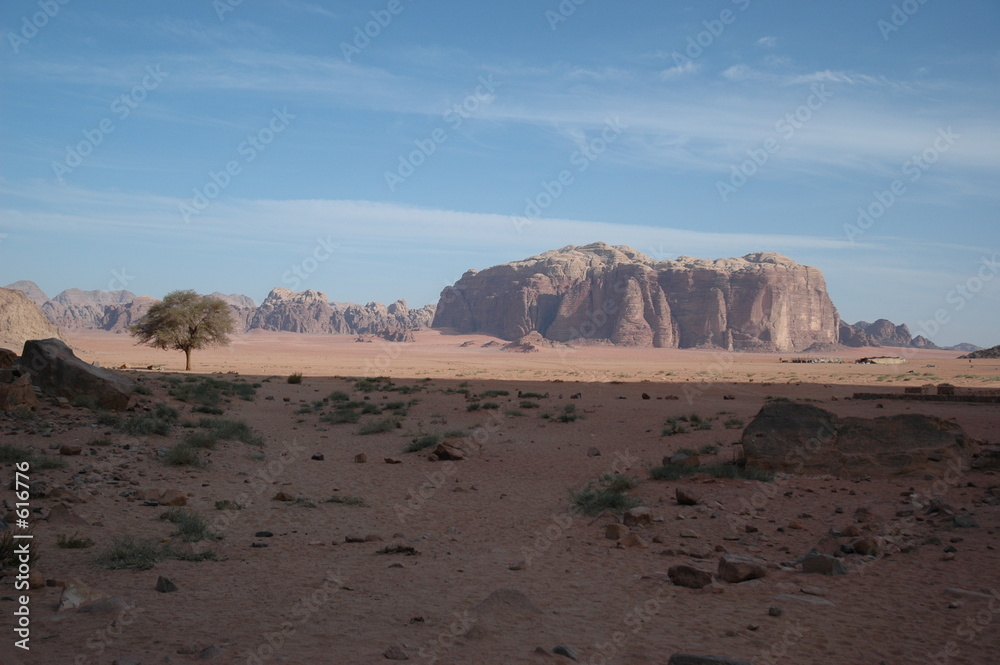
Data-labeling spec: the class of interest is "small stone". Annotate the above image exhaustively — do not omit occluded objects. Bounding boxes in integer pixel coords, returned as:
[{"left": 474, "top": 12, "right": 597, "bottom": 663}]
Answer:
[
  {"left": 747, "top": 624, "right": 759, "bottom": 631},
  {"left": 852, "top": 537, "right": 880, "bottom": 556},
  {"left": 676, "top": 487, "right": 700, "bottom": 506},
  {"left": 255, "top": 531, "right": 273, "bottom": 538},
  {"left": 768, "top": 606, "right": 783, "bottom": 617},
  {"left": 509, "top": 560, "right": 527, "bottom": 571},
  {"left": 618, "top": 532, "right": 647, "bottom": 549},
  {"left": 953, "top": 514, "right": 979, "bottom": 528},
  {"left": 801, "top": 553, "right": 846, "bottom": 575},
  {"left": 680, "top": 528, "right": 699, "bottom": 539},
  {"left": 717, "top": 553, "right": 767, "bottom": 583},
  {"left": 155, "top": 576, "right": 178, "bottom": 593},
  {"left": 59, "top": 444, "right": 82, "bottom": 456},
  {"left": 383, "top": 645, "right": 409, "bottom": 660},
  {"left": 745, "top": 524, "right": 758, "bottom": 533},
  {"left": 605, "top": 524, "right": 629, "bottom": 540},
  {"left": 842, "top": 524, "right": 862, "bottom": 538},
  {"left": 198, "top": 646, "right": 223, "bottom": 659},
  {"left": 251, "top": 542, "right": 268, "bottom": 548},
  {"left": 553, "top": 645, "right": 579, "bottom": 660},
  {"left": 587, "top": 447, "right": 601, "bottom": 457},
  {"left": 668, "top": 564, "right": 713, "bottom": 589},
  {"left": 345, "top": 534, "right": 366, "bottom": 543},
  {"left": 27, "top": 571, "right": 45, "bottom": 589},
  {"left": 623, "top": 507, "right": 652, "bottom": 527},
  {"left": 272, "top": 492, "right": 295, "bottom": 502},
  {"left": 354, "top": 453, "right": 367, "bottom": 463},
  {"left": 311, "top": 453, "right": 324, "bottom": 461},
  {"left": 364, "top": 534, "right": 383, "bottom": 542},
  {"left": 384, "top": 457, "right": 402, "bottom": 465}
]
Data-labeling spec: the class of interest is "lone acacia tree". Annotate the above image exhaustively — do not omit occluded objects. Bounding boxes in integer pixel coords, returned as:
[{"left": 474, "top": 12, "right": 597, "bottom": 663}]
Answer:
[{"left": 129, "top": 290, "right": 235, "bottom": 371}]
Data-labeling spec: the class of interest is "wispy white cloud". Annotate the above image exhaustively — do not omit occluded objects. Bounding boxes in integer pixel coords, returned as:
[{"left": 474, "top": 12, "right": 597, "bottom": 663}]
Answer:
[
  {"left": 755, "top": 36, "right": 778, "bottom": 47},
  {"left": 660, "top": 60, "right": 697, "bottom": 80}
]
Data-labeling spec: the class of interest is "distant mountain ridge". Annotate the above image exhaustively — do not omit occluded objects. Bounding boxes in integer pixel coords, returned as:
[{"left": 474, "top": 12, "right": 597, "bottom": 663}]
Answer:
[{"left": 4, "top": 282, "right": 435, "bottom": 340}]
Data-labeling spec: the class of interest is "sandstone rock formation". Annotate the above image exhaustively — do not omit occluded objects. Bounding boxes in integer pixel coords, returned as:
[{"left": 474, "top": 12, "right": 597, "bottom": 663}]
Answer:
[
  {"left": 20, "top": 338, "right": 134, "bottom": 410},
  {"left": 433, "top": 243, "right": 840, "bottom": 352},
  {"left": 741, "top": 401, "right": 978, "bottom": 478},
  {"left": 0, "top": 287, "right": 63, "bottom": 349},
  {"left": 839, "top": 319, "right": 942, "bottom": 349}
]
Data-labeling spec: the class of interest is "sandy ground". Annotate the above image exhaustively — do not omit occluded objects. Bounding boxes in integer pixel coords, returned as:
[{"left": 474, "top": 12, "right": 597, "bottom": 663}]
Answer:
[{"left": 1, "top": 330, "right": 999, "bottom": 665}]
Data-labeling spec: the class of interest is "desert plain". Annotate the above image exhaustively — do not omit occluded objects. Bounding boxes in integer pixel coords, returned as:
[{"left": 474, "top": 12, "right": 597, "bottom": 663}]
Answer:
[{"left": 2, "top": 329, "right": 999, "bottom": 665}]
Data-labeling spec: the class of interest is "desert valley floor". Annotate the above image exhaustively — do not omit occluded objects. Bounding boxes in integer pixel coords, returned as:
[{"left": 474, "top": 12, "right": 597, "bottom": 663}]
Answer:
[{"left": 2, "top": 330, "right": 999, "bottom": 665}]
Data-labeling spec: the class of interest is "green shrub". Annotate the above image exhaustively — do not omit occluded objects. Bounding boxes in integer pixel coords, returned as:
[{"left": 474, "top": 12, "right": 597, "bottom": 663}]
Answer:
[
  {"left": 480, "top": 390, "right": 509, "bottom": 398},
  {"left": 376, "top": 545, "right": 419, "bottom": 556},
  {"left": 214, "top": 500, "right": 244, "bottom": 510},
  {"left": 57, "top": 533, "right": 94, "bottom": 549},
  {"left": 520, "top": 392, "right": 546, "bottom": 399},
  {"left": 599, "top": 473, "right": 639, "bottom": 492},
  {"left": 0, "top": 444, "right": 66, "bottom": 470},
  {"left": 183, "top": 432, "right": 218, "bottom": 449},
  {"left": 405, "top": 433, "right": 440, "bottom": 453},
  {"left": 287, "top": 372, "right": 303, "bottom": 384},
  {"left": 119, "top": 414, "right": 172, "bottom": 436},
  {"left": 322, "top": 409, "right": 360, "bottom": 424},
  {"left": 649, "top": 462, "right": 773, "bottom": 482},
  {"left": 361, "top": 403, "right": 381, "bottom": 415},
  {"left": 466, "top": 403, "right": 481, "bottom": 412},
  {"left": 556, "top": 404, "right": 579, "bottom": 422},
  {"left": 358, "top": 418, "right": 398, "bottom": 435},
  {"left": 163, "top": 444, "right": 204, "bottom": 468},
  {"left": 160, "top": 508, "right": 219, "bottom": 542},
  {"left": 328, "top": 391, "right": 350, "bottom": 402},
  {"left": 519, "top": 400, "right": 540, "bottom": 409},
  {"left": 198, "top": 418, "right": 263, "bottom": 445},
  {"left": 96, "top": 536, "right": 167, "bottom": 570},
  {"left": 480, "top": 402, "right": 500, "bottom": 410},
  {"left": 88, "top": 437, "right": 113, "bottom": 447},
  {"left": 133, "top": 384, "right": 153, "bottom": 396},
  {"left": 723, "top": 418, "right": 744, "bottom": 430},
  {"left": 324, "top": 495, "right": 365, "bottom": 506},
  {"left": 571, "top": 487, "right": 640, "bottom": 516}
]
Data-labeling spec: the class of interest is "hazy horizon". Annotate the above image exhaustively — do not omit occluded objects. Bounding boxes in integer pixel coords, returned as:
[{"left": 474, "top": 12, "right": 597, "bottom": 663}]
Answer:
[{"left": 1, "top": 1, "right": 997, "bottom": 347}]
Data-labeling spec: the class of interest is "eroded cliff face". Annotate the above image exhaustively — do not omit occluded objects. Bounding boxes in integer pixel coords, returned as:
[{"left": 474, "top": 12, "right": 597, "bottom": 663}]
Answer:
[
  {"left": 5, "top": 282, "right": 434, "bottom": 339},
  {"left": 432, "top": 243, "right": 841, "bottom": 352}
]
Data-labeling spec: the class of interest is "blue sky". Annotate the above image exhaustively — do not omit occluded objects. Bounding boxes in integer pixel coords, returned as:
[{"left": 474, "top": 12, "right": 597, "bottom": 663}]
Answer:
[{"left": 1, "top": 0, "right": 997, "bottom": 346}]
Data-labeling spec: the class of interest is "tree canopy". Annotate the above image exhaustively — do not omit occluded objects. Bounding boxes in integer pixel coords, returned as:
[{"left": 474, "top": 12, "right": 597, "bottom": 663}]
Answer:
[{"left": 129, "top": 290, "right": 235, "bottom": 370}]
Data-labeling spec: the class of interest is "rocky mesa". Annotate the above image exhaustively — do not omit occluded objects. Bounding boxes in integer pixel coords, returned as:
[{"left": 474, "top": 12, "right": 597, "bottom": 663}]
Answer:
[{"left": 432, "top": 242, "right": 840, "bottom": 352}]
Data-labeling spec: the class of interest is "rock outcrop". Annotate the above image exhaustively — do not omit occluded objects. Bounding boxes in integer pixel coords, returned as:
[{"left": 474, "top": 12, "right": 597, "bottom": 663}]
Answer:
[
  {"left": 4, "top": 281, "right": 434, "bottom": 340},
  {"left": 20, "top": 338, "right": 134, "bottom": 410},
  {"left": 432, "top": 243, "right": 840, "bottom": 352},
  {"left": 961, "top": 345, "right": 1000, "bottom": 359},
  {"left": 741, "top": 401, "right": 978, "bottom": 478},
  {"left": 0, "top": 287, "right": 63, "bottom": 349},
  {"left": 839, "top": 319, "right": 941, "bottom": 349}
]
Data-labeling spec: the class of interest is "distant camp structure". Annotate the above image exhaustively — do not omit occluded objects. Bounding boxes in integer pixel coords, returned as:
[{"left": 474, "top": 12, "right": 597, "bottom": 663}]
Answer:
[{"left": 855, "top": 356, "right": 906, "bottom": 365}]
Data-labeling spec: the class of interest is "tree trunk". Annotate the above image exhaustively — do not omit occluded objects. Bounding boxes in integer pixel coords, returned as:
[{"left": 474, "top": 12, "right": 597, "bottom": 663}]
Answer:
[{"left": 184, "top": 348, "right": 192, "bottom": 371}]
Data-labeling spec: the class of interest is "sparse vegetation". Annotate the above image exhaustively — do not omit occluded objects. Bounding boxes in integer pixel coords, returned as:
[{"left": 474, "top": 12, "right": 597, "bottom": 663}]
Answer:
[
  {"left": 405, "top": 433, "right": 440, "bottom": 453},
  {"left": 96, "top": 536, "right": 167, "bottom": 570},
  {"left": 160, "top": 508, "right": 219, "bottom": 542},
  {"left": 322, "top": 408, "right": 361, "bottom": 424},
  {"left": 519, "top": 400, "right": 540, "bottom": 409},
  {"left": 163, "top": 443, "right": 205, "bottom": 468},
  {"left": 723, "top": 417, "right": 744, "bottom": 430},
  {"left": 0, "top": 443, "right": 66, "bottom": 470},
  {"left": 324, "top": 495, "right": 366, "bottom": 506},
  {"left": 599, "top": 473, "right": 640, "bottom": 492},
  {"left": 571, "top": 487, "right": 641, "bottom": 516},
  {"left": 57, "top": 533, "right": 94, "bottom": 549},
  {"left": 556, "top": 404, "right": 580, "bottom": 422},
  {"left": 376, "top": 545, "right": 419, "bottom": 556},
  {"left": 358, "top": 418, "right": 398, "bottom": 435},
  {"left": 198, "top": 417, "right": 264, "bottom": 445},
  {"left": 214, "top": 500, "right": 244, "bottom": 510},
  {"left": 287, "top": 372, "right": 303, "bottom": 384}
]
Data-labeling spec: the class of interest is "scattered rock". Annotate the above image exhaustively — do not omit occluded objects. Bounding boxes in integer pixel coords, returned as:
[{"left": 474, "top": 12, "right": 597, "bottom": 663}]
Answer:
[
  {"left": 668, "top": 453, "right": 701, "bottom": 467},
  {"left": 953, "top": 514, "right": 979, "bottom": 528},
  {"left": 587, "top": 447, "right": 601, "bottom": 457},
  {"left": 311, "top": 453, "right": 324, "bottom": 461},
  {"left": 623, "top": 507, "right": 652, "bottom": 527},
  {"left": 384, "top": 457, "right": 402, "bottom": 465},
  {"left": 58, "top": 579, "right": 108, "bottom": 612},
  {"left": 433, "top": 438, "right": 483, "bottom": 461},
  {"left": 801, "top": 553, "right": 846, "bottom": 576},
  {"left": 668, "top": 564, "right": 713, "bottom": 589},
  {"left": 605, "top": 524, "right": 629, "bottom": 540},
  {"left": 508, "top": 560, "right": 527, "bottom": 571},
  {"left": 59, "top": 443, "right": 82, "bottom": 456},
  {"left": 768, "top": 606, "right": 783, "bottom": 617},
  {"left": 21, "top": 338, "right": 134, "bottom": 410},
  {"left": 354, "top": 453, "right": 367, "bottom": 463},
  {"left": 197, "top": 646, "right": 223, "bottom": 659},
  {"left": 553, "top": 645, "right": 579, "bottom": 660},
  {"left": 255, "top": 531, "right": 273, "bottom": 538},
  {"left": 717, "top": 553, "right": 767, "bottom": 583},
  {"left": 675, "top": 487, "right": 700, "bottom": 506},
  {"left": 742, "top": 401, "right": 978, "bottom": 478},
  {"left": 680, "top": 528, "right": 699, "bottom": 539},
  {"left": 155, "top": 576, "right": 178, "bottom": 593},
  {"left": 618, "top": 532, "right": 647, "bottom": 549},
  {"left": 851, "top": 537, "right": 881, "bottom": 556},
  {"left": 273, "top": 492, "right": 295, "bottom": 502}
]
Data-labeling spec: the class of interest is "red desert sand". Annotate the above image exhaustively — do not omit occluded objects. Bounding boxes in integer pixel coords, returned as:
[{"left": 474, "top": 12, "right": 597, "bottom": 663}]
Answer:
[{"left": 1, "top": 329, "right": 998, "bottom": 664}]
